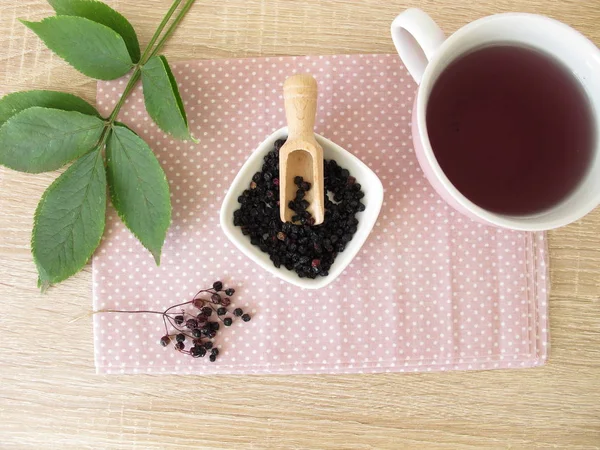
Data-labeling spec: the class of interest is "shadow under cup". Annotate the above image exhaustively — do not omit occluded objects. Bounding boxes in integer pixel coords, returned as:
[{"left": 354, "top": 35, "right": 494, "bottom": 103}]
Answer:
[{"left": 425, "top": 43, "right": 596, "bottom": 217}]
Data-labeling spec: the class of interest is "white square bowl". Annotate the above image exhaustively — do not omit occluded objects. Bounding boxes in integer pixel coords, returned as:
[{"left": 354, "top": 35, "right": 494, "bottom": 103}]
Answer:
[{"left": 220, "top": 127, "right": 384, "bottom": 289}]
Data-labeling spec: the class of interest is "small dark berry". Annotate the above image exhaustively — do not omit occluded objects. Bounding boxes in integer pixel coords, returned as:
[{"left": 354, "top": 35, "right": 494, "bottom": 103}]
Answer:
[
  {"left": 225, "top": 288, "right": 235, "bottom": 296},
  {"left": 192, "top": 298, "right": 205, "bottom": 309},
  {"left": 242, "top": 314, "right": 251, "bottom": 322},
  {"left": 233, "top": 308, "right": 243, "bottom": 317},
  {"left": 175, "top": 341, "right": 184, "bottom": 351},
  {"left": 211, "top": 348, "right": 219, "bottom": 356},
  {"left": 210, "top": 321, "right": 220, "bottom": 331},
  {"left": 217, "top": 307, "right": 227, "bottom": 316},
  {"left": 160, "top": 335, "right": 171, "bottom": 347},
  {"left": 191, "top": 346, "right": 206, "bottom": 358},
  {"left": 186, "top": 318, "right": 198, "bottom": 329},
  {"left": 174, "top": 315, "right": 184, "bottom": 325},
  {"left": 273, "top": 178, "right": 279, "bottom": 186},
  {"left": 176, "top": 333, "right": 185, "bottom": 342},
  {"left": 197, "top": 312, "right": 208, "bottom": 321},
  {"left": 208, "top": 330, "right": 217, "bottom": 338},
  {"left": 221, "top": 297, "right": 231, "bottom": 307},
  {"left": 233, "top": 153, "right": 363, "bottom": 282},
  {"left": 211, "top": 293, "right": 221, "bottom": 303},
  {"left": 312, "top": 259, "right": 321, "bottom": 268},
  {"left": 204, "top": 341, "right": 213, "bottom": 350},
  {"left": 209, "top": 354, "right": 217, "bottom": 362},
  {"left": 213, "top": 281, "right": 223, "bottom": 291},
  {"left": 274, "top": 139, "right": 286, "bottom": 150},
  {"left": 192, "top": 328, "right": 202, "bottom": 339},
  {"left": 201, "top": 306, "right": 213, "bottom": 316},
  {"left": 223, "top": 318, "right": 233, "bottom": 326}
]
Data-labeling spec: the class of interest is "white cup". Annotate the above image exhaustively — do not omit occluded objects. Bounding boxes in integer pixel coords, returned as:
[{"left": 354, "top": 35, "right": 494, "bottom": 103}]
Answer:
[{"left": 391, "top": 8, "right": 600, "bottom": 230}]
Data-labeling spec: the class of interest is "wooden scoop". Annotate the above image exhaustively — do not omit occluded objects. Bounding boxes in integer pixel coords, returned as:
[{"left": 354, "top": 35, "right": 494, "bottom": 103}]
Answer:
[{"left": 279, "top": 74, "right": 325, "bottom": 225}]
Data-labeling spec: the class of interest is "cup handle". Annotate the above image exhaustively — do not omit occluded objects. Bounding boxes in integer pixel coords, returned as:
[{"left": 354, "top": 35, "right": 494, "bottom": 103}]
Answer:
[{"left": 391, "top": 8, "right": 446, "bottom": 84}]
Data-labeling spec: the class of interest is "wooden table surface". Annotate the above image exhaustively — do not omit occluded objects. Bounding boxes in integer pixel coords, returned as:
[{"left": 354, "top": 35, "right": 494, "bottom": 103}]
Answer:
[{"left": 1, "top": 1, "right": 599, "bottom": 448}]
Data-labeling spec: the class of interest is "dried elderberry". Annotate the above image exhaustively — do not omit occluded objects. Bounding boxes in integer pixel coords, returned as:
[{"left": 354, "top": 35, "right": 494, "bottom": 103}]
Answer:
[
  {"left": 232, "top": 138, "right": 366, "bottom": 279},
  {"left": 96, "top": 281, "right": 252, "bottom": 363}
]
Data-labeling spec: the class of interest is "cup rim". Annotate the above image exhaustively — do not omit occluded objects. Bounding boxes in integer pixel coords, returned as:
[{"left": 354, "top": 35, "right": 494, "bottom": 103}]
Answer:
[{"left": 415, "top": 12, "right": 600, "bottom": 231}]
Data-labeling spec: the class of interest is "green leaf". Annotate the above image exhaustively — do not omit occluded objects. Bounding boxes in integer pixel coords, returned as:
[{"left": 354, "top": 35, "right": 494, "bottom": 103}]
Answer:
[
  {"left": 48, "top": 0, "right": 140, "bottom": 63},
  {"left": 0, "top": 107, "right": 104, "bottom": 173},
  {"left": 106, "top": 125, "right": 171, "bottom": 264},
  {"left": 141, "top": 55, "right": 192, "bottom": 140},
  {"left": 21, "top": 16, "right": 133, "bottom": 80},
  {"left": 32, "top": 149, "right": 106, "bottom": 290},
  {"left": 114, "top": 121, "right": 136, "bottom": 133},
  {"left": 0, "top": 90, "right": 99, "bottom": 128}
]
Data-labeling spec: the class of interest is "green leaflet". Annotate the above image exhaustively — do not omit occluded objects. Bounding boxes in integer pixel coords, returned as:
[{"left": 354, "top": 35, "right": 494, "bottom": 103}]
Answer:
[
  {"left": 0, "top": 107, "right": 105, "bottom": 173},
  {"left": 141, "top": 55, "right": 192, "bottom": 140},
  {"left": 48, "top": 0, "right": 141, "bottom": 63},
  {"left": 21, "top": 16, "right": 133, "bottom": 80},
  {"left": 0, "top": 90, "right": 100, "bottom": 128},
  {"left": 106, "top": 125, "right": 171, "bottom": 264},
  {"left": 7, "top": 0, "right": 199, "bottom": 289},
  {"left": 33, "top": 149, "right": 106, "bottom": 291}
]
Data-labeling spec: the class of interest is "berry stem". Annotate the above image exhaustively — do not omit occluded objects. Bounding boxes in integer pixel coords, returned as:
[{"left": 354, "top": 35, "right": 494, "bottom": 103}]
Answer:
[
  {"left": 192, "top": 288, "right": 218, "bottom": 298},
  {"left": 163, "top": 314, "right": 183, "bottom": 333},
  {"left": 85, "top": 282, "right": 248, "bottom": 361},
  {"left": 164, "top": 300, "right": 194, "bottom": 316},
  {"left": 162, "top": 314, "right": 169, "bottom": 336},
  {"left": 92, "top": 308, "right": 166, "bottom": 316}
]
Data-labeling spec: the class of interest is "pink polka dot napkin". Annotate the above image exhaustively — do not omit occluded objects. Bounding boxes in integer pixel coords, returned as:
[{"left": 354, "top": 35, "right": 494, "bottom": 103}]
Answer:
[{"left": 93, "top": 54, "right": 549, "bottom": 374}]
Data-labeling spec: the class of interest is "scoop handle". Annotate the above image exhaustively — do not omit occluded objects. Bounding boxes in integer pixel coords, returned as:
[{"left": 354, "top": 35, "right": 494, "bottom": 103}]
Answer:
[{"left": 283, "top": 74, "right": 318, "bottom": 140}]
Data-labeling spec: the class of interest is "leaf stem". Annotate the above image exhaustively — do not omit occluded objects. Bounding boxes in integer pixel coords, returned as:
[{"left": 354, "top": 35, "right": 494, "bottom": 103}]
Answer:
[
  {"left": 107, "top": 70, "right": 140, "bottom": 124},
  {"left": 104, "top": 0, "right": 195, "bottom": 129},
  {"left": 139, "top": 0, "right": 184, "bottom": 65},
  {"left": 149, "top": 0, "right": 196, "bottom": 59}
]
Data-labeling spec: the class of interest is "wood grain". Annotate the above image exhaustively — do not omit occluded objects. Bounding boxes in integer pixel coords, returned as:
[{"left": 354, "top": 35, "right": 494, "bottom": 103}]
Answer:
[
  {"left": 1, "top": 1, "right": 599, "bottom": 448},
  {"left": 280, "top": 73, "right": 325, "bottom": 225}
]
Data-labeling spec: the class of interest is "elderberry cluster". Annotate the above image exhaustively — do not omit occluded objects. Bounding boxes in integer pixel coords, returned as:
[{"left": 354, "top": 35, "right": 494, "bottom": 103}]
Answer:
[
  {"left": 159, "top": 281, "right": 251, "bottom": 362},
  {"left": 233, "top": 138, "right": 366, "bottom": 279}
]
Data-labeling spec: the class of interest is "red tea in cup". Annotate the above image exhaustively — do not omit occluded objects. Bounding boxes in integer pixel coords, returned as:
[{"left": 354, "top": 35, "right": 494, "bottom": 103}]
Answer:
[
  {"left": 426, "top": 44, "right": 595, "bottom": 215},
  {"left": 391, "top": 9, "right": 600, "bottom": 229}
]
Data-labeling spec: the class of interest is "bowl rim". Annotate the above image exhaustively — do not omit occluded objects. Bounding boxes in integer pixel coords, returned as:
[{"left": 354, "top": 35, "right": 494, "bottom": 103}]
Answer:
[{"left": 219, "top": 126, "right": 384, "bottom": 289}]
